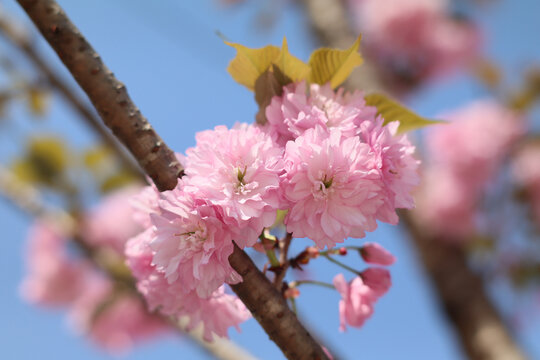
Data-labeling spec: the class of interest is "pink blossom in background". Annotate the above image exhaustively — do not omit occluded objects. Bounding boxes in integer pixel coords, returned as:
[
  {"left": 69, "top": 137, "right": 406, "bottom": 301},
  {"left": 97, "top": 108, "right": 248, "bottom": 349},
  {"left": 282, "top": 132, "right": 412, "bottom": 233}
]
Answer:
[
  {"left": 68, "top": 273, "right": 166, "bottom": 354},
  {"left": 347, "top": 0, "right": 481, "bottom": 90},
  {"left": 414, "top": 167, "right": 477, "bottom": 238},
  {"left": 428, "top": 100, "right": 523, "bottom": 187},
  {"left": 360, "top": 242, "right": 396, "bottom": 266},
  {"left": 185, "top": 123, "right": 284, "bottom": 248},
  {"left": 415, "top": 100, "right": 524, "bottom": 238},
  {"left": 282, "top": 126, "right": 383, "bottom": 249},
  {"left": 20, "top": 221, "right": 89, "bottom": 305},
  {"left": 333, "top": 274, "right": 376, "bottom": 331},
  {"left": 82, "top": 186, "right": 145, "bottom": 254},
  {"left": 264, "top": 81, "right": 377, "bottom": 146}
]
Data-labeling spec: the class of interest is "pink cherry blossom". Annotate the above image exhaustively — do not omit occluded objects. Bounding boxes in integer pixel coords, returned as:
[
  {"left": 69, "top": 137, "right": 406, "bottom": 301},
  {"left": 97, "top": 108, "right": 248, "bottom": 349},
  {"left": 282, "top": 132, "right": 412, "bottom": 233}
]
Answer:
[
  {"left": 149, "top": 187, "right": 242, "bottom": 298},
  {"left": 414, "top": 167, "right": 477, "bottom": 238},
  {"left": 82, "top": 186, "right": 144, "bottom": 254},
  {"left": 347, "top": 0, "right": 481, "bottom": 90},
  {"left": 184, "top": 123, "right": 284, "bottom": 248},
  {"left": 125, "top": 231, "right": 251, "bottom": 340},
  {"left": 282, "top": 126, "right": 384, "bottom": 249},
  {"left": 20, "top": 221, "right": 89, "bottom": 305},
  {"left": 68, "top": 272, "right": 166, "bottom": 354},
  {"left": 264, "top": 81, "right": 377, "bottom": 146},
  {"left": 415, "top": 100, "right": 524, "bottom": 238},
  {"left": 359, "top": 118, "right": 420, "bottom": 224},
  {"left": 428, "top": 100, "right": 523, "bottom": 187},
  {"left": 333, "top": 274, "right": 376, "bottom": 331},
  {"left": 360, "top": 243, "right": 396, "bottom": 266},
  {"left": 360, "top": 268, "right": 392, "bottom": 298}
]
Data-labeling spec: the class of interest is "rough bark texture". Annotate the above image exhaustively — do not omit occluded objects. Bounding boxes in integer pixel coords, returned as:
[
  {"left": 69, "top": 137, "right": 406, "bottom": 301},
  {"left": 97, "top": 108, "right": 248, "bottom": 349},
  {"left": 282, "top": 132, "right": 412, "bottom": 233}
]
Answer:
[
  {"left": 300, "top": 1, "right": 527, "bottom": 359},
  {"left": 17, "top": 1, "right": 328, "bottom": 359},
  {"left": 229, "top": 244, "right": 329, "bottom": 360},
  {"left": 16, "top": 0, "right": 181, "bottom": 191}
]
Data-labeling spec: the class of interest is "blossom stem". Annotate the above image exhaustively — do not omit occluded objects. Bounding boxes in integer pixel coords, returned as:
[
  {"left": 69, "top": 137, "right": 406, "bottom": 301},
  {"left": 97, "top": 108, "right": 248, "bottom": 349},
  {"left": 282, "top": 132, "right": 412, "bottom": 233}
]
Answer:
[
  {"left": 292, "top": 280, "right": 335, "bottom": 290},
  {"left": 266, "top": 249, "right": 281, "bottom": 268},
  {"left": 322, "top": 253, "right": 360, "bottom": 275}
]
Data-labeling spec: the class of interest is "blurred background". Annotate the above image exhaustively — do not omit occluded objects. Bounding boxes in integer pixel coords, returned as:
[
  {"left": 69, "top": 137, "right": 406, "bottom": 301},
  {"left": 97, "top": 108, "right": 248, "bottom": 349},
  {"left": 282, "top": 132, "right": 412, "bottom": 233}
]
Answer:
[{"left": 0, "top": 0, "right": 539, "bottom": 359}]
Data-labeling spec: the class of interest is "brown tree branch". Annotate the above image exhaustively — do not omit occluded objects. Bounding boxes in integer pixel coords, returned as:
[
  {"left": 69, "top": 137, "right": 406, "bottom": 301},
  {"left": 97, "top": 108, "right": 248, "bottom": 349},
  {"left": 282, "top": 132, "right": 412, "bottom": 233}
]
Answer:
[
  {"left": 16, "top": 1, "right": 328, "bottom": 358},
  {"left": 300, "top": 1, "right": 527, "bottom": 359},
  {"left": 0, "top": 15, "right": 143, "bottom": 178},
  {"left": 229, "top": 243, "right": 328, "bottom": 360}
]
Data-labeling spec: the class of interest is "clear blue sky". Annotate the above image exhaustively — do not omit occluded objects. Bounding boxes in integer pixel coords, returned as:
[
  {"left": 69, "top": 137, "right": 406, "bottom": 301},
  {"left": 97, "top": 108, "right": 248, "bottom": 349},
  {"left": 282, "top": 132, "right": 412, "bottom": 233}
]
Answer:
[{"left": 0, "top": 1, "right": 539, "bottom": 359}]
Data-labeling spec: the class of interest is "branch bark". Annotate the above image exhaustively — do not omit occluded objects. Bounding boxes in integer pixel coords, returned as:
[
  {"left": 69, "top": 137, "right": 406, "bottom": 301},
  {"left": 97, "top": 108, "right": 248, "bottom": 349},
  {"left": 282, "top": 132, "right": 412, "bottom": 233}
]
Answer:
[
  {"left": 16, "top": 1, "right": 328, "bottom": 358},
  {"left": 0, "top": 15, "right": 143, "bottom": 178},
  {"left": 300, "top": 1, "right": 527, "bottom": 359}
]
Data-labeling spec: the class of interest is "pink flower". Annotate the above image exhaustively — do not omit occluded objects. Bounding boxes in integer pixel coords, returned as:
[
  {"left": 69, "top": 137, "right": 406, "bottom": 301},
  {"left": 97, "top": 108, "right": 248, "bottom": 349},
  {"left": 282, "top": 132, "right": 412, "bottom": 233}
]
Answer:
[
  {"left": 82, "top": 186, "right": 144, "bottom": 255},
  {"left": 428, "top": 100, "right": 523, "bottom": 187},
  {"left": 264, "top": 81, "right": 377, "bottom": 146},
  {"left": 149, "top": 187, "right": 242, "bottom": 298},
  {"left": 415, "top": 100, "right": 524, "bottom": 238},
  {"left": 347, "top": 0, "right": 481, "bottom": 90},
  {"left": 282, "top": 126, "right": 383, "bottom": 249},
  {"left": 181, "top": 286, "right": 251, "bottom": 341},
  {"left": 359, "top": 118, "right": 420, "bottom": 224},
  {"left": 414, "top": 167, "right": 477, "bottom": 238},
  {"left": 184, "top": 123, "right": 284, "bottom": 248},
  {"left": 333, "top": 274, "right": 375, "bottom": 331},
  {"left": 20, "top": 221, "right": 89, "bottom": 305},
  {"left": 125, "top": 233, "right": 251, "bottom": 341},
  {"left": 360, "top": 268, "right": 392, "bottom": 298},
  {"left": 69, "top": 273, "right": 166, "bottom": 354},
  {"left": 360, "top": 243, "right": 396, "bottom": 266}
]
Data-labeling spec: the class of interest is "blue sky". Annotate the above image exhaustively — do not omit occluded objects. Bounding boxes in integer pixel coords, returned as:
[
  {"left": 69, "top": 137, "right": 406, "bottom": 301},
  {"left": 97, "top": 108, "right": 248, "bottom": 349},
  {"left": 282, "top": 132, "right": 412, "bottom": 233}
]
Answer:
[{"left": 0, "top": 0, "right": 539, "bottom": 359}]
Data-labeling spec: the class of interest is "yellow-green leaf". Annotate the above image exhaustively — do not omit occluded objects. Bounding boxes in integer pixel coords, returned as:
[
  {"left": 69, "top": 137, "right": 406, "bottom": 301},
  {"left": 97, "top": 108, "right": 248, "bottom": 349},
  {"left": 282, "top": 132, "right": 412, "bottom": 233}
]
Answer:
[
  {"left": 308, "top": 36, "right": 363, "bottom": 88},
  {"left": 365, "top": 93, "right": 443, "bottom": 134},
  {"left": 12, "top": 136, "right": 68, "bottom": 186},
  {"left": 27, "top": 87, "right": 49, "bottom": 117},
  {"left": 273, "top": 37, "right": 311, "bottom": 83},
  {"left": 226, "top": 42, "right": 280, "bottom": 90}
]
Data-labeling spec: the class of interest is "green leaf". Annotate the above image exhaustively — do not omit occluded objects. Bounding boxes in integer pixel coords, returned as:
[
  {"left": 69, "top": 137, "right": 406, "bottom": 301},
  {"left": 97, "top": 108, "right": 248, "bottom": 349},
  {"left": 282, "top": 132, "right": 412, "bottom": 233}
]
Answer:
[
  {"left": 225, "top": 42, "right": 280, "bottom": 90},
  {"left": 273, "top": 37, "right": 310, "bottom": 83},
  {"left": 364, "top": 93, "right": 443, "bottom": 133},
  {"left": 308, "top": 36, "right": 363, "bottom": 88}
]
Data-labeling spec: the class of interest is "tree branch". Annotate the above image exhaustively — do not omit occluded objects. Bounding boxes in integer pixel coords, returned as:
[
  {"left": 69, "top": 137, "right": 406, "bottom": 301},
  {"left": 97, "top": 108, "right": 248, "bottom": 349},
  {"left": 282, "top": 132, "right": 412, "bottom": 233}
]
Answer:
[
  {"left": 300, "top": 1, "right": 527, "bottom": 359},
  {"left": 16, "top": 1, "right": 328, "bottom": 358},
  {"left": 0, "top": 15, "right": 143, "bottom": 178}
]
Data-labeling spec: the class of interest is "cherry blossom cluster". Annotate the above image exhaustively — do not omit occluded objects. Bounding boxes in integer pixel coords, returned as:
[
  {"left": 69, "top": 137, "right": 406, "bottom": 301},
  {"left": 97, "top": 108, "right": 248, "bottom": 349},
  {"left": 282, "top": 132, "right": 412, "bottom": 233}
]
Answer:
[
  {"left": 126, "top": 81, "right": 419, "bottom": 335},
  {"left": 415, "top": 100, "right": 524, "bottom": 239},
  {"left": 347, "top": 0, "right": 481, "bottom": 90}
]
